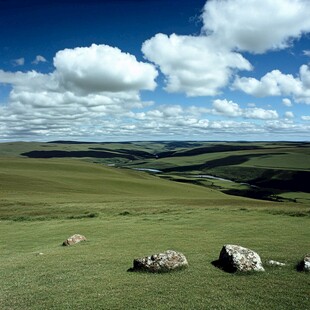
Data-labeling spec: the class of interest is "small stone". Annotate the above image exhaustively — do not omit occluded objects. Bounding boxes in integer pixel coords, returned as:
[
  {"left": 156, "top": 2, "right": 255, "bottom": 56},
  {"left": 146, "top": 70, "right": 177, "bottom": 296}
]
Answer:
[
  {"left": 266, "top": 260, "right": 286, "bottom": 267},
  {"left": 218, "top": 244, "right": 265, "bottom": 272},
  {"left": 129, "top": 250, "right": 188, "bottom": 273},
  {"left": 304, "top": 255, "right": 310, "bottom": 271},
  {"left": 298, "top": 254, "right": 310, "bottom": 272},
  {"left": 62, "top": 234, "right": 86, "bottom": 246}
]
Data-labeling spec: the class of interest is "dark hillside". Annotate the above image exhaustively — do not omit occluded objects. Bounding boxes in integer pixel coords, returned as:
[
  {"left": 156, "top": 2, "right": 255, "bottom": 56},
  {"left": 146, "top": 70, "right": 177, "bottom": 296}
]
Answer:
[
  {"left": 157, "top": 144, "right": 262, "bottom": 158},
  {"left": 21, "top": 150, "right": 136, "bottom": 160}
]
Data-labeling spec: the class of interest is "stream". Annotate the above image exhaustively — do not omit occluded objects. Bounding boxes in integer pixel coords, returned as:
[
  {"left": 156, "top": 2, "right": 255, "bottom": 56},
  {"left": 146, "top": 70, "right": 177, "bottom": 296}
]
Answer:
[{"left": 130, "top": 168, "right": 258, "bottom": 188}]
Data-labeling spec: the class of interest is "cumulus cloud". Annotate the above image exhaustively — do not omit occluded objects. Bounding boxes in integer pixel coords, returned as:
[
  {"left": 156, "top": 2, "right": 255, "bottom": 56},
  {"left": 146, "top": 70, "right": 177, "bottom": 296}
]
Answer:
[
  {"left": 243, "top": 108, "right": 279, "bottom": 120},
  {"left": 1, "top": 0, "right": 310, "bottom": 141},
  {"left": 265, "top": 119, "right": 310, "bottom": 134},
  {"left": 55, "top": 44, "right": 157, "bottom": 94},
  {"left": 233, "top": 65, "right": 310, "bottom": 103},
  {"left": 282, "top": 98, "right": 292, "bottom": 107},
  {"left": 284, "top": 111, "right": 294, "bottom": 119},
  {"left": 128, "top": 105, "right": 260, "bottom": 138},
  {"left": 134, "top": 113, "right": 310, "bottom": 139},
  {"left": 202, "top": 0, "right": 310, "bottom": 54},
  {"left": 301, "top": 115, "right": 310, "bottom": 121},
  {"left": 142, "top": 34, "right": 251, "bottom": 96},
  {"left": 0, "top": 44, "right": 158, "bottom": 140},
  {"left": 142, "top": 0, "right": 310, "bottom": 97},
  {"left": 32, "top": 55, "right": 47, "bottom": 64},
  {"left": 211, "top": 99, "right": 278, "bottom": 119},
  {"left": 212, "top": 99, "right": 242, "bottom": 117},
  {"left": 0, "top": 70, "right": 57, "bottom": 92}
]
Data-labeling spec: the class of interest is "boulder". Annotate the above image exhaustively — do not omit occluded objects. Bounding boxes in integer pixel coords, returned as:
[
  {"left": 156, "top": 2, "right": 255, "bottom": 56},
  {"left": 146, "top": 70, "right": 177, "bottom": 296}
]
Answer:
[
  {"left": 129, "top": 250, "right": 188, "bottom": 273},
  {"left": 218, "top": 244, "right": 265, "bottom": 272},
  {"left": 298, "top": 254, "right": 310, "bottom": 272},
  {"left": 62, "top": 234, "right": 86, "bottom": 246}
]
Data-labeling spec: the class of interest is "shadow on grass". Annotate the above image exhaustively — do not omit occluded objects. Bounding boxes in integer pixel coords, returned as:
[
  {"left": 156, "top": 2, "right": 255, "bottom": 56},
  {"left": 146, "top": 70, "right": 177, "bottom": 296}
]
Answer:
[
  {"left": 21, "top": 150, "right": 137, "bottom": 160},
  {"left": 211, "top": 259, "right": 236, "bottom": 273},
  {"left": 127, "top": 266, "right": 188, "bottom": 273},
  {"left": 211, "top": 260, "right": 264, "bottom": 275},
  {"left": 296, "top": 260, "right": 309, "bottom": 272}
]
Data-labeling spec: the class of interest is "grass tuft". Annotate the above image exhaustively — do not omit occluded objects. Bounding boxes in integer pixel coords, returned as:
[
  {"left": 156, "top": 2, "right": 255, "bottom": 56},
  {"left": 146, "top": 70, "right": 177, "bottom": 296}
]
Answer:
[{"left": 119, "top": 211, "right": 131, "bottom": 216}]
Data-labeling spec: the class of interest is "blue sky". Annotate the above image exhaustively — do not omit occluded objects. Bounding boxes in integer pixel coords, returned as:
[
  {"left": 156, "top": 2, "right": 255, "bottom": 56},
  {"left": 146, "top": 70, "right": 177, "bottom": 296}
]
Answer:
[{"left": 0, "top": 0, "right": 310, "bottom": 141}]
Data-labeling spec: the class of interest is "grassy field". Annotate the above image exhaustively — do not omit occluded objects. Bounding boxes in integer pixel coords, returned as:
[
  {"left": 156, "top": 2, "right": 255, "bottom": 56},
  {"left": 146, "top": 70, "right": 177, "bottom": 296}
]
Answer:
[
  {"left": 1, "top": 209, "right": 309, "bottom": 309},
  {"left": 0, "top": 142, "right": 309, "bottom": 309}
]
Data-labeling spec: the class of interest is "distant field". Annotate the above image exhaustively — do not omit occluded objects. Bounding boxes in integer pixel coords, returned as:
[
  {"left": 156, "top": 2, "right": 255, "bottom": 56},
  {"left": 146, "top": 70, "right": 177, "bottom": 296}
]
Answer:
[
  {"left": 0, "top": 141, "right": 309, "bottom": 309},
  {"left": 1, "top": 141, "right": 309, "bottom": 203},
  {"left": 0, "top": 157, "right": 233, "bottom": 220}
]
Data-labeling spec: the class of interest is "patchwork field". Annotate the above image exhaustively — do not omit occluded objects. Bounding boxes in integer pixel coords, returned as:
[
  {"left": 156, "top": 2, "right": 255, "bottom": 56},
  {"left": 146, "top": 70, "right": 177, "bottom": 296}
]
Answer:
[{"left": 0, "top": 141, "right": 309, "bottom": 309}]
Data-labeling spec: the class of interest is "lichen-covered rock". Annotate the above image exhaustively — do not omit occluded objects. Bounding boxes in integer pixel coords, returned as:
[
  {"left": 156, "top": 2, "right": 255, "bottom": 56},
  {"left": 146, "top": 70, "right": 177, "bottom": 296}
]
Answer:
[
  {"left": 299, "top": 254, "right": 310, "bottom": 272},
  {"left": 218, "top": 244, "right": 265, "bottom": 272},
  {"left": 62, "top": 234, "right": 86, "bottom": 246},
  {"left": 304, "top": 254, "right": 310, "bottom": 271},
  {"left": 130, "top": 250, "right": 188, "bottom": 273},
  {"left": 266, "top": 260, "right": 286, "bottom": 267}
]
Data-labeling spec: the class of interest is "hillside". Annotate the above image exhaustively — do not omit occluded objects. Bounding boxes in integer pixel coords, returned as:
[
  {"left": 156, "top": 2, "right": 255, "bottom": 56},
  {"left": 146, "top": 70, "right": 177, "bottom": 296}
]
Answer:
[
  {"left": 1, "top": 140, "right": 309, "bottom": 203},
  {"left": 0, "top": 156, "right": 242, "bottom": 221}
]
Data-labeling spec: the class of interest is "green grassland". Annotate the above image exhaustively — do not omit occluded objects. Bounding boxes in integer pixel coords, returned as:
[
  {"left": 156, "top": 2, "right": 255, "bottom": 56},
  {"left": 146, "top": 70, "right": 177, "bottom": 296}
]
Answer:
[
  {"left": 0, "top": 141, "right": 309, "bottom": 309},
  {"left": 0, "top": 157, "right": 232, "bottom": 220}
]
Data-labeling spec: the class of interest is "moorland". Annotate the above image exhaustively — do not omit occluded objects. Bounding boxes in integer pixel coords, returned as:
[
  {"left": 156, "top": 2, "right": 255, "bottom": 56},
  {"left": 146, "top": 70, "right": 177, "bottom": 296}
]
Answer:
[{"left": 0, "top": 141, "right": 309, "bottom": 309}]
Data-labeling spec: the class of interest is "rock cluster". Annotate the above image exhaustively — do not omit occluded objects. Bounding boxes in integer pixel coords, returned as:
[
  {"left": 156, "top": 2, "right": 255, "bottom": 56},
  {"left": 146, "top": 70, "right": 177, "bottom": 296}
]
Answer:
[
  {"left": 62, "top": 234, "right": 87, "bottom": 246},
  {"left": 129, "top": 250, "right": 188, "bottom": 273},
  {"left": 218, "top": 244, "right": 265, "bottom": 272},
  {"left": 59, "top": 235, "right": 307, "bottom": 275}
]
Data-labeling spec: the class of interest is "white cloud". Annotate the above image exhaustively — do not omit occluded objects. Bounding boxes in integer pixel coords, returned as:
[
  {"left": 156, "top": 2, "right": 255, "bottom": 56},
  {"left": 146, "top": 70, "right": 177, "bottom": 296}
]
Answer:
[
  {"left": 55, "top": 44, "right": 158, "bottom": 94},
  {"left": 132, "top": 100, "right": 278, "bottom": 124},
  {"left": 32, "top": 55, "right": 47, "bottom": 64},
  {"left": 244, "top": 107, "right": 279, "bottom": 120},
  {"left": 303, "top": 50, "right": 310, "bottom": 57},
  {"left": 0, "top": 70, "right": 57, "bottom": 92},
  {"left": 0, "top": 93, "right": 307, "bottom": 140},
  {"left": 284, "top": 111, "right": 294, "bottom": 119},
  {"left": 1, "top": 0, "right": 310, "bottom": 141},
  {"left": 202, "top": 0, "right": 310, "bottom": 54},
  {"left": 142, "top": 0, "right": 310, "bottom": 97},
  {"left": 301, "top": 115, "right": 310, "bottom": 121},
  {"left": 211, "top": 99, "right": 278, "bottom": 119},
  {"left": 12, "top": 57, "right": 25, "bottom": 66},
  {"left": 142, "top": 33, "right": 251, "bottom": 96},
  {"left": 233, "top": 70, "right": 301, "bottom": 97},
  {"left": 212, "top": 99, "right": 242, "bottom": 117},
  {"left": 265, "top": 120, "right": 310, "bottom": 134},
  {"left": 233, "top": 65, "right": 310, "bottom": 104},
  {"left": 300, "top": 64, "right": 310, "bottom": 88},
  {"left": 282, "top": 98, "right": 292, "bottom": 107},
  {"left": 0, "top": 44, "right": 158, "bottom": 140}
]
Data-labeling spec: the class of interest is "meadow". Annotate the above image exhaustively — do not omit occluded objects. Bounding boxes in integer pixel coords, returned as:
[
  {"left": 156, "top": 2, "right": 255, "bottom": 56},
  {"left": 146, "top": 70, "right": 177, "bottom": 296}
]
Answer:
[{"left": 0, "top": 141, "right": 309, "bottom": 309}]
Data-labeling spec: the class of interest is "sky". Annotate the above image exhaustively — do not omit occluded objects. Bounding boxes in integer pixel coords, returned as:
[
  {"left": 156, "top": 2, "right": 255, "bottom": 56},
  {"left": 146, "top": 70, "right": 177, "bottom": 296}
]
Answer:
[{"left": 0, "top": 0, "right": 310, "bottom": 142}]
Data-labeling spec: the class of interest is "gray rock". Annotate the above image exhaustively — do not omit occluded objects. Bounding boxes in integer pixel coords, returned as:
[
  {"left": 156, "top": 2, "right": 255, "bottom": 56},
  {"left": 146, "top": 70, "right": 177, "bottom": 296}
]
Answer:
[
  {"left": 130, "top": 250, "right": 188, "bottom": 273},
  {"left": 299, "top": 254, "right": 310, "bottom": 272},
  {"left": 218, "top": 244, "right": 265, "bottom": 272},
  {"left": 62, "top": 234, "right": 86, "bottom": 246},
  {"left": 304, "top": 254, "right": 310, "bottom": 271},
  {"left": 266, "top": 260, "right": 286, "bottom": 267}
]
